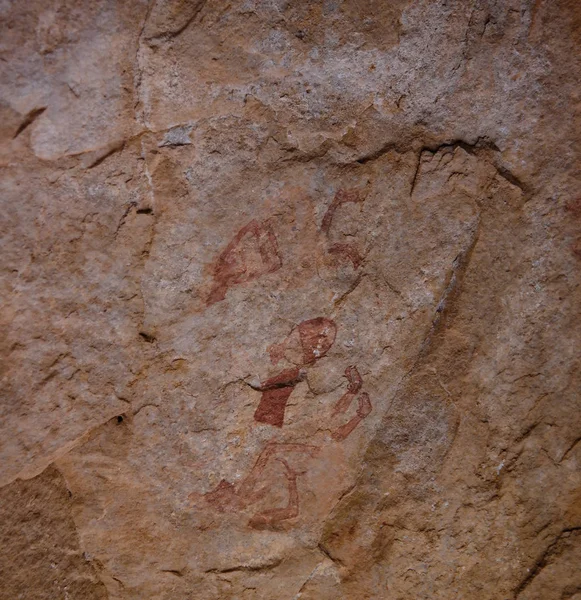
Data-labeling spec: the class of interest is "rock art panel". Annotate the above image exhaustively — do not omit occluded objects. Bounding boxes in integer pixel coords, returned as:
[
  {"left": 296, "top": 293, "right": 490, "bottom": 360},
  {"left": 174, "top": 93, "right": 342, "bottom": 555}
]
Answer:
[
  {"left": 2, "top": 1, "right": 580, "bottom": 598},
  {"left": 207, "top": 219, "right": 282, "bottom": 305},
  {"left": 49, "top": 148, "right": 490, "bottom": 599},
  {"left": 196, "top": 316, "right": 372, "bottom": 530}
]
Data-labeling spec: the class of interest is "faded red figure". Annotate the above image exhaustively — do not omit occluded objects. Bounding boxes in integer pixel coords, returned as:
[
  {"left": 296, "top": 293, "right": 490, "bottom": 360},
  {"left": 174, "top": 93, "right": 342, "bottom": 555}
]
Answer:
[
  {"left": 206, "top": 219, "right": 282, "bottom": 305},
  {"left": 197, "top": 318, "right": 372, "bottom": 529},
  {"left": 321, "top": 188, "right": 367, "bottom": 271},
  {"left": 206, "top": 190, "right": 366, "bottom": 307},
  {"left": 321, "top": 188, "right": 366, "bottom": 234},
  {"left": 202, "top": 442, "right": 320, "bottom": 530},
  {"left": 328, "top": 242, "right": 365, "bottom": 269}
]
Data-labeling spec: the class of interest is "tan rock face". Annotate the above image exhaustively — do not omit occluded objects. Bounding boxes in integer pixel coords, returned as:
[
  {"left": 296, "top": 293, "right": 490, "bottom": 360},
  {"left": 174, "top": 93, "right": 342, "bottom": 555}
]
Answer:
[
  {"left": 0, "top": 467, "right": 107, "bottom": 600},
  {"left": 1, "top": 1, "right": 580, "bottom": 598}
]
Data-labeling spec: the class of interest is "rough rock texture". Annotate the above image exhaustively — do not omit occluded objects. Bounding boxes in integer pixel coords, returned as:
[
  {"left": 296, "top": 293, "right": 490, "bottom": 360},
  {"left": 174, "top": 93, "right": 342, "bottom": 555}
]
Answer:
[{"left": 1, "top": 1, "right": 580, "bottom": 598}]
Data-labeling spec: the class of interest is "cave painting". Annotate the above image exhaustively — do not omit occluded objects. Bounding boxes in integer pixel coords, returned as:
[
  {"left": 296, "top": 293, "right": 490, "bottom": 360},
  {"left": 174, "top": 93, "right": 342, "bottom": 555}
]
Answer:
[
  {"left": 207, "top": 219, "right": 282, "bottom": 305},
  {"left": 199, "top": 318, "right": 372, "bottom": 529},
  {"left": 321, "top": 188, "right": 367, "bottom": 270},
  {"left": 199, "top": 187, "right": 372, "bottom": 528},
  {"left": 206, "top": 188, "right": 367, "bottom": 306},
  {"left": 321, "top": 188, "right": 366, "bottom": 234},
  {"left": 203, "top": 442, "right": 320, "bottom": 530},
  {"left": 254, "top": 317, "right": 337, "bottom": 427}
]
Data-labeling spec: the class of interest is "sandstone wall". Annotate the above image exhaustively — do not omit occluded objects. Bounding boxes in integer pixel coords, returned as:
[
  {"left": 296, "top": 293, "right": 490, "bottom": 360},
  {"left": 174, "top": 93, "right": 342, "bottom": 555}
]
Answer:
[{"left": 1, "top": 1, "right": 580, "bottom": 598}]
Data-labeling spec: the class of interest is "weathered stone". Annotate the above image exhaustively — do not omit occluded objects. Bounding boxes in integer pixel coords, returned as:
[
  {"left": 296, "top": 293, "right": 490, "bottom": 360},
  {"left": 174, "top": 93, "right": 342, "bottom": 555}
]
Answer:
[
  {"left": 1, "top": 0, "right": 580, "bottom": 598},
  {"left": 0, "top": 467, "right": 107, "bottom": 600}
]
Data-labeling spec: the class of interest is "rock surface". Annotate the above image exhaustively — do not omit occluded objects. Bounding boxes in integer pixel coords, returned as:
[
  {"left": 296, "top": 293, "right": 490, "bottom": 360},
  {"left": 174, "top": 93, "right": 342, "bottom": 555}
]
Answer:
[{"left": 1, "top": 1, "right": 580, "bottom": 598}]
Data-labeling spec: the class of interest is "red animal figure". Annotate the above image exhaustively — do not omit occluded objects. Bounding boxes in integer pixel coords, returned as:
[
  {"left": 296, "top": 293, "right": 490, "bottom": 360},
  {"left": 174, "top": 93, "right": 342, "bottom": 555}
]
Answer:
[{"left": 207, "top": 220, "right": 282, "bottom": 305}]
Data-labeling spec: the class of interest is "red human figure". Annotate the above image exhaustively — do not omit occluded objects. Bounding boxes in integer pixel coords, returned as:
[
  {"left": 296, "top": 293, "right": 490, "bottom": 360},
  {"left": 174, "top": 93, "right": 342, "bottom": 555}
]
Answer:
[
  {"left": 253, "top": 368, "right": 306, "bottom": 428},
  {"left": 195, "top": 323, "right": 372, "bottom": 529},
  {"left": 201, "top": 442, "right": 319, "bottom": 529},
  {"left": 254, "top": 318, "right": 337, "bottom": 427},
  {"left": 207, "top": 220, "right": 282, "bottom": 305}
]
